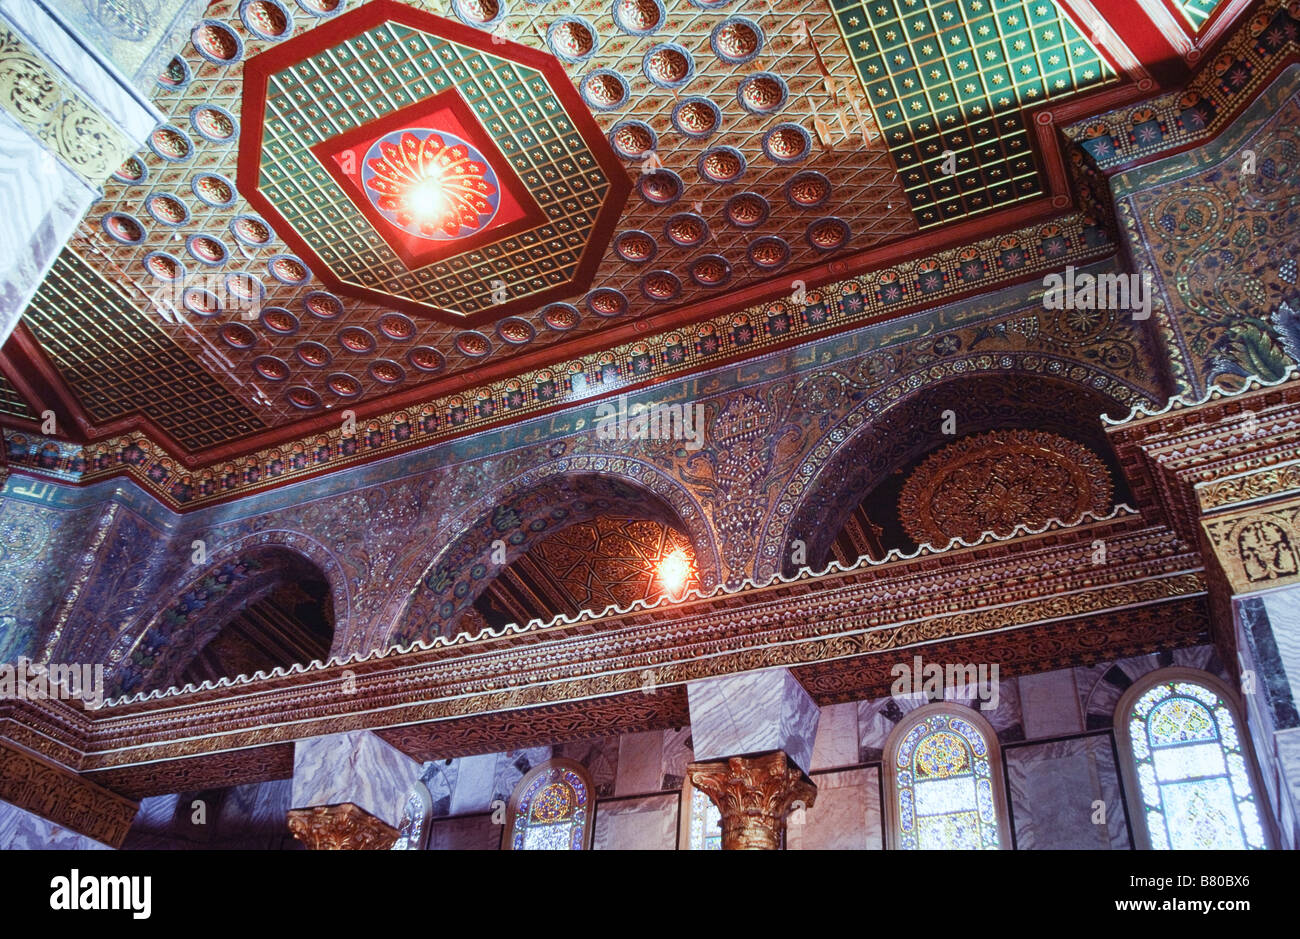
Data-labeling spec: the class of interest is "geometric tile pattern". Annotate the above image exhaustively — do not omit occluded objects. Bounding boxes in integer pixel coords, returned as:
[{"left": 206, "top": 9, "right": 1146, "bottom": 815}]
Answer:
[
  {"left": 0, "top": 372, "right": 38, "bottom": 421},
  {"left": 23, "top": 249, "right": 264, "bottom": 451},
  {"left": 243, "top": 8, "right": 623, "bottom": 322},
  {"left": 832, "top": 0, "right": 1116, "bottom": 226}
]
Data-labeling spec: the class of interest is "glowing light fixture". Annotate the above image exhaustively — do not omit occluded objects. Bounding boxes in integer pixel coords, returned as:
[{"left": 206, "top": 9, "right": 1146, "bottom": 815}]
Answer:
[{"left": 658, "top": 547, "right": 690, "bottom": 600}]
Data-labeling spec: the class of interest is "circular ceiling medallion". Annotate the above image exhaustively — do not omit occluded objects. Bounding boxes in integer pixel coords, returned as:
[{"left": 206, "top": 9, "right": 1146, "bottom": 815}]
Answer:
[
  {"left": 456, "top": 331, "right": 492, "bottom": 357},
  {"left": 183, "top": 286, "right": 222, "bottom": 317},
  {"left": 157, "top": 55, "right": 190, "bottom": 91},
  {"left": 268, "top": 254, "right": 310, "bottom": 285},
  {"left": 710, "top": 17, "right": 763, "bottom": 64},
  {"left": 637, "top": 169, "right": 683, "bottom": 205},
  {"left": 689, "top": 254, "right": 732, "bottom": 287},
  {"left": 303, "top": 290, "right": 343, "bottom": 319},
  {"left": 407, "top": 345, "right": 446, "bottom": 372},
  {"left": 368, "top": 359, "right": 406, "bottom": 384},
  {"left": 806, "top": 216, "right": 850, "bottom": 252},
  {"left": 102, "top": 212, "right": 144, "bottom": 245},
  {"left": 362, "top": 129, "right": 500, "bottom": 240},
  {"left": 294, "top": 0, "right": 342, "bottom": 15},
  {"left": 671, "top": 97, "right": 721, "bottom": 138},
  {"left": 579, "top": 69, "right": 628, "bottom": 111},
  {"left": 191, "top": 20, "right": 243, "bottom": 65},
  {"left": 547, "top": 17, "right": 597, "bottom": 62},
  {"left": 737, "top": 73, "right": 788, "bottom": 115},
  {"left": 452, "top": 0, "right": 504, "bottom": 27},
  {"left": 697, "top": 146, "right": 746, "bottom": 184},
  {"left": 253, "top": 355, "right": 291, "bottom": 381},
  {"left": 231, "top": 215, "right": 272, "bottom": 247},
  {"left": 145, "top": 194, "right": 189, "bottom": 226},
  {"left": 295, "top": 341, "right": 333, "bottom": 368},
  {"left": 186, "top": 234, "right": 228, "bottom": 266},
  {"left": 337, "top": 326, "right": 377, "bottom": 354},
  {"left": 762, "top": 123, "right": 811, "bottom": 163},
  {"left": 287, "top": 386, "right": 323, "bottom": 410},
  {"left": 897, "top": 430, "right": 1115, "bottom": 547},
  {"left": 260, "top": 306, "right": 299, "bottom": 335},
  {"left": 609, "top": 121, "right": 657, "bottom": 160},
  {"left": 327, "top": 372, "right": 362, "bottom": 398},
  {"left": 193, "top": 173, "right": 237, "bottom": 208},
  {"left": 785, "top": 170, "right": 832, "bottom": 208},
  {"left": 689, "top": 0, "right": 729, "bottom": 8},
  {"left": 378, "top": 311, "right": 416, "bottom": 341},
  {"left": 586, "top": 288, "right": 628, "bottom": 318},
  {"left": 640, "top": 269, "right": 682, "bottom": 302},
  {"left": 497, "top": 317, "right": 535, "bottom": 344},
  {"left": 191, "top": 105, "right": 237, "bottom": 143},
  {"left": 219, "top": 322, "right": 258, "bottom": 350},
  {"left": 112, "top": 156, "right": 147, "bottom": 186},
  {"left": 240, "top": 0, "right": 293, "bottom": 40},
  {"left": 150, "top": 125, "right": 193, "bottom": 162},
  {"left": 612, "top": 0, "right": 664, "bottom": 35},
  {"left": 541, "top": 302, "right": 582, "bottom": 330},
  {"left": 723, "top": 191, "right": 769, "bottom": 228},
  {"left": 643, "top": 43, "right": 693, "bottom": 88},
  {"left": 143, "top": 251, "right": 184, "bottom": 282},
  {"left": 614, "top": 229, "right": 658, "bottom": 264},
  {"left": 226, "top": 272, "right": 265, "bottom": 304},
  {"left": 664, "top": 212, "right": 708, "bottom": 247},
  {"left": 747, "top": 236, "right": 790, "bottom": 271}
]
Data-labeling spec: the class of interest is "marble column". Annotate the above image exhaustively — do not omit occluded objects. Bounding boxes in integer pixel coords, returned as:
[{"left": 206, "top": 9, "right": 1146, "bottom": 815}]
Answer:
[
  {"left": 0, "top": 0, "right": 163, "bottom": 346},
  {"left": 287, "top": 730, "right": 421, "bottom": 850},
  {"left": 684, "top": 669, "right": 821, "bottom": 849},
  {"left": 1235, "top": 588, "right": 1300, "bottom": 849}
]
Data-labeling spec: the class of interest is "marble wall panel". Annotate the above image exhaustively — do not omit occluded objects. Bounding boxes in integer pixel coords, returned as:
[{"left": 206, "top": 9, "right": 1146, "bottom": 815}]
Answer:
[
  {"left": 0, "top": 799, "right": 112, "bottom": 849},
  {"left": 614, "top": 729, "right": 664, "bottom": 796},
  {"left": 491, "top": 746, "right": 552, "bottom": 804},
  {"left": 1018, "top": 669, "right": 1084, "bottom": 740},
  {"left": 447, "top": 753, "right": 495, "bottom": 817},
  {"left": 661, "top": 726, "right": 693, "bottom": 791},
  {"left": 786, "top": 767, "right": 882, "bottom": 850},
  {"left": 1005, "top": 734, "right": 1131, "bottom": 850},
  {"left": 556, "top": 736, "right": 620, "bottom": 797},
  {"left": 687, "top": 669, "right": 820, "bottom": 773},
  {"left": 811, "top": 702, "right": 859, "bottom": 770},
  {"left": 592, "top": 793, "right": 678, "bottom": 850}
]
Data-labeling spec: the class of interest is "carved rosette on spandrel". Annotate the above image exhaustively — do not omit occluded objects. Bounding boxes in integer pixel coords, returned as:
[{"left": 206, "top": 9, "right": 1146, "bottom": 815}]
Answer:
[
  {"left": 286, "top": 803, "right": 399, "bottom": 850},
  {"left": 687, "top": 751, "right": 817, "bottom": 850}
]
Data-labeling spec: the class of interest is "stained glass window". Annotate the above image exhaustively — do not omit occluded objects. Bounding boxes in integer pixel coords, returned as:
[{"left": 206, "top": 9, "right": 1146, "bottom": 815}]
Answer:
[
  {"left": 390, "top": 783, "right": 431, "bottom": 851},
  {"left": 507, "top": 761, "right": 592, "bottom": 850},
  {"left": 1128, "top": 680, "right": 1267, "bottom": 850},
  {"left": 688, "top": 786, "right": 722, "bottom": 850},
  {"left": 893, "top": 711, "right": 1002, "bottom": 849}
]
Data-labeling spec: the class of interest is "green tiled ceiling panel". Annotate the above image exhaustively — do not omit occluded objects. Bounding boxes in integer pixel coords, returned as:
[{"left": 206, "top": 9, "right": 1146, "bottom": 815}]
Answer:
[
  {"left": 1174, "top": 0, "right": 1228, "bottom": 30},
  {"left": 831, "top": 0, "right": 1116, "bottom": 228}
]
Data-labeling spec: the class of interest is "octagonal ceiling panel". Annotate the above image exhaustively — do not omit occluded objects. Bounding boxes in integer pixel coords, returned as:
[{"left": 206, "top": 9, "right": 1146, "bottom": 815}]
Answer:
[{"left": 238, "top": 1, "right": 629, "bottom": 324}]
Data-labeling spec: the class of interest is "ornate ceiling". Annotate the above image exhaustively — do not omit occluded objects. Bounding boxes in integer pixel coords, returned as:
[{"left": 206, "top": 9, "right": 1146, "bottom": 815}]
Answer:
[{"left": 0, "top": 0, "right": 1237, "bottom": 470}]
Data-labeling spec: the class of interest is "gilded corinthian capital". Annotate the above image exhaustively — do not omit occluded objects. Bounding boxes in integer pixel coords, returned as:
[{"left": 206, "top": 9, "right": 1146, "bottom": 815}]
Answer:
[
  {"left": 687, "top": 750, "right": 817, "bottom": 850},
  {"left": 286, "top": 803, "right": 399, "bottom": 850}
]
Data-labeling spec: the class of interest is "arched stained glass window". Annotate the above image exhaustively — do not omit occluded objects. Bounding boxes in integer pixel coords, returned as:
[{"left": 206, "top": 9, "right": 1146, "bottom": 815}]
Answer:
[
  {"left": 505, "top": 759, "right": 594, "bottom": 850},
  {"left": 390, "top": 781, "right": 432, "bottom": 851},
  {"left": 686, "top": 783, "right": 721, "bottom": 850},
  {"left": 885, "top": 705, "right": 1008, "bottom": 850},
  {"left": 1119, "top": 671, "right": 1268, "bottom": 850}
]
